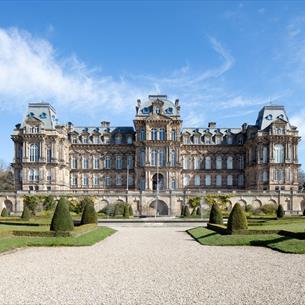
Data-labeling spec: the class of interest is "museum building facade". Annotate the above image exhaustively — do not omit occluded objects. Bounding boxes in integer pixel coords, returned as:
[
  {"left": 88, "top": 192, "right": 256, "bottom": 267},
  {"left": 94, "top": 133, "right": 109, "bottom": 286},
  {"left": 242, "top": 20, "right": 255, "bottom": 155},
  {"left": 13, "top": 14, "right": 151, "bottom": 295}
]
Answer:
[{"left": 11, "top": 95, "right": 300, "bottom": 194}]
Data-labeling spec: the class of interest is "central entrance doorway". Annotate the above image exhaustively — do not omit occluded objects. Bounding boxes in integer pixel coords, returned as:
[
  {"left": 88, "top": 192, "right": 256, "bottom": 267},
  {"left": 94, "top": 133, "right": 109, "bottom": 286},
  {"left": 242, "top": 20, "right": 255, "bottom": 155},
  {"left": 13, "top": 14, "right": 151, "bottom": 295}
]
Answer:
[
  {"left": 149, "top": 199, "right": 169, "bottom": 216},
  {"left": 152, "top": 173, "right": 164, "bottom": 191}
]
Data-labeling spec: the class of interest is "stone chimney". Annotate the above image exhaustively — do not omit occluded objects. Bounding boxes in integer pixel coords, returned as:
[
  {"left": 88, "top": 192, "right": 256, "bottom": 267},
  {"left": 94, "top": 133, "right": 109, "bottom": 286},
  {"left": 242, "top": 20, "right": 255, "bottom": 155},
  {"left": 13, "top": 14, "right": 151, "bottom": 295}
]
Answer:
[
  {"left": 208, "top": 122, "right": 216, "bottom": 128},
  {"left": 101, "top": 121, "right": 110, "bottom": 128}
]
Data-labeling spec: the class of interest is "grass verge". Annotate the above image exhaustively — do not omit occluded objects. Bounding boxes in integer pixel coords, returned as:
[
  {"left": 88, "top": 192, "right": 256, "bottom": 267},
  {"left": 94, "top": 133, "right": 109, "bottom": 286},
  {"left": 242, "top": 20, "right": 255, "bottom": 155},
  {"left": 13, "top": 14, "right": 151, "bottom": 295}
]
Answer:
[
  {"left": 187, "top": 226, "right": 305, "bottom": 254},
  {"left": 0, "top": 226, "right": 115, "bottom": 254}
]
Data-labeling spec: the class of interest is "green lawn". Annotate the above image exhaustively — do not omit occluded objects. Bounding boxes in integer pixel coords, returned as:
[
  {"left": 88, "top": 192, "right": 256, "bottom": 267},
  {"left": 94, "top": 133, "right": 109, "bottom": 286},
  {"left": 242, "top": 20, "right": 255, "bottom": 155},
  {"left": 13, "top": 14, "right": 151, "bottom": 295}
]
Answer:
[
  {"left": 249, "top": 217, "right": 305, "bottom": 232},
  {"left": 0, "top": 224, "right": 115, "bottom": 254},
  {"left": 187, "top": 226, "right": 305, "bottom": 254}
]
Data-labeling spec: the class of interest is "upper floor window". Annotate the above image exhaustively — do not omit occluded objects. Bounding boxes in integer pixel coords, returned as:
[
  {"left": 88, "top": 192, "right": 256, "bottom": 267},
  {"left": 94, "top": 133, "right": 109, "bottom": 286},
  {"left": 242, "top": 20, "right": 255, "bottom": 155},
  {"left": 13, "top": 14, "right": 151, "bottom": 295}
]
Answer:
[
  {"left": 115, "top": 134, "right": 122, "bottom": 144},
  {"left": 263, "top": 146, "right": 268, "bottom": 163},
  {"left": 215, "top": 137, "right": 222, "bottom": 145},
  {"left": 216, "top": 175, "right": 222, "bottom": 186},
  {"left": 183, "top": 156, "right": 190, "bottom": 170},
  {"left": 227, "top": 156, "right": 233, "bottom": 169},
  {"left": 28, "top": 169, "right": 39, "bottom": 181},
  {"left": 205, "top": 136, "right": 211, "bottom": 144},
  {"left": 139, "top": 128, "right": 146, "bottom": 141},
  {"left": 93, "top": 157, "right": 99, "bottom": 169},
  {"left": 194, "top": 157, "right": 201, "bottom": 170},
  {"left": 71, "top": 174, "right": 77, "bottom": 186},
  {"left": 82, "top": 175, "right": 89, "bottom": 186},
  {"left": 159, "top": 128, "right": 165, "bottom": 140},
  {"left": 116, "top": 175, "right": 122, "bottom": 186},
  {"left": 105, "top": 176, "right": 111, "bottom": 186},
  {"left": 238, "top": 174, "right": 244, "bottom": 186},
  {"left": 159, "top": 149, "right": 165, "bottom": 167},
  {"left": 82, "top": 136, "right": 89, "bottom": 144},
  {"left": 274, "top": 144, "right": 284, "bottom": 163},
  {"left": 29, "top": 144, "right": 39, "bottom": 162},
  {"left": 183, "top": 136, "right": 190, "bottom": 144},
  {"left": 227, "top": 175, "right": 233, "bottom": 186},
  {"left": 72, "top": 136, "right": 78, "bottom": 144},
  {"left": 205, "top": 175, "right": 211, "bottom": 186},
  {"left": 205, "top": 156, "right": 211, "bottom": 169},
  {"left": 71, "top": 157, "right": 77, "bottom": 169},
  {"left": 151, "top": 128, "right": 157, "bottom": 141},
  {"left": 93, "top": 136, "right": 100, "bottom": 144},
  {"left": 116, "top": 156, "right": 122, "bottom": 169},
  {"left": 127, "top": 155, "right": 134, "bottom": 169},
  {"left": 82, "top": 157, "right": 89, "bottom": 169},
  {"left": 46, "top": 171, "right": 51, "bottom": 182},
  {"left": 47, "top": 147, "right": 52, "bottom": 163},
  {"left": 170, "top": 150, "right": 176, "bottom": 167},
  {"left": 104, "top": 156, "right": 111, "bottom": 169},
  {"left": 127, "top": 135, "right": 133, "bottom": 144},
  {"left": 216, "top": 156, "right": 222, "bottom": 170},
  {"left": 183, "top": 175, "right": 190, "bottom": 187},
  {"left": 194, "top": 175, "right": 201, "bottom": 186},
  {"left": 156, "top": 107, "right": 160, "bottom": 114},
  {"left": 263, "top": 171, "right": 268, "bottom": 182},
  {"left": 140, "top": 150, "right": 145, "bottom": 167},
  {"left": 93, "top": 175, "right": 100, "bottom": 186},
  {"left": 275, "top": 127, "right": 284, "bottom": 135},
  {"left": 193, "top": 136, "right": 200, "bottom": 145},
  {"left": 171, "top": 178, "right": 176, "bottom": 190},
  {"left": 104, "top": 135, "right": 110, "bottom": 144},
  {"left": 227, "top": 136, "right": 233, "bottom": 145},
  {"left": 274, "top": 169, "right": 284, "bottom": 182},
  {"left": 151, "top": 150, "right": 157, "bottom": 166},
  {"left": 171, "top": 129, "right": 176, "bottom": 141},
  {"left": 30, "top": 126, "right": 39, "bottom": 134},
  {"left": 238, "top": 155, "right": 244, "bottom": 169}
]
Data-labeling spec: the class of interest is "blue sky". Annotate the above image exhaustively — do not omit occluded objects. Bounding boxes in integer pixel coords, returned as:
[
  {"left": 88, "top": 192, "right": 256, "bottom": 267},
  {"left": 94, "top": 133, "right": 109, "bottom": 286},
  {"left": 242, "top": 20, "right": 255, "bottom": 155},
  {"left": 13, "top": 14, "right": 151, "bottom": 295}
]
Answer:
[{"left": 1, "top": 1, "right": 305, "bottom": 168}]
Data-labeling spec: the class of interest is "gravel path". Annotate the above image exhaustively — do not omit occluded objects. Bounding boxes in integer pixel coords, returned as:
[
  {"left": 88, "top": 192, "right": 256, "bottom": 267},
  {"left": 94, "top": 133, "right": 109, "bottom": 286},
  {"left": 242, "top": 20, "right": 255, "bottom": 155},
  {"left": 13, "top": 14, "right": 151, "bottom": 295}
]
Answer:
[{"left": 0, "top": 226, "right": 304, "bottom": 305}]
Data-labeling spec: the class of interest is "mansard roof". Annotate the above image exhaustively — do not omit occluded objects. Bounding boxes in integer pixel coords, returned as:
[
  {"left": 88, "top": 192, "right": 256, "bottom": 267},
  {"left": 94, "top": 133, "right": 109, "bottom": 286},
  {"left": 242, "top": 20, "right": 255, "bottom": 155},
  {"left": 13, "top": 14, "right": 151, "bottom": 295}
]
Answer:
[
  {"left": 255, "top": 105, "right": 291, "bottom": 131},
  {"left": 71, "top": 126, "right": 135, "bottom": 135},
  {"left": 22, "top": 102, "right": 58, "bottom": 129},
  {"left": 182, "top": 127, "right": 242, "bottom": 137}
]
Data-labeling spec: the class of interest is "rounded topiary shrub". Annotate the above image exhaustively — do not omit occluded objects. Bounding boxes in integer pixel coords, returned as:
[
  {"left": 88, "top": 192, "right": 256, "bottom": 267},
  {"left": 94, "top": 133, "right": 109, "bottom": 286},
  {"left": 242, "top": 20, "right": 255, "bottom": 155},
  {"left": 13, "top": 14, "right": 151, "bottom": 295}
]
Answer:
[
  {"left": 21, "top": 206, "right": 31, "bottom": 220},
  {"left": 184, "top": 206, "right": 190, "bottom": 217},
  {"left": 1, "top": 208, "right": 8, "bottom": 217},
  {"left": 129, "top": 204, "right": 133, "bottom": 217},
  {"left": 227, "top": 203, "right": 248, "bottom": 233},
  {"left": 80, "top": 202, "right": 97, "bottom": 225},
  {"left": 50, "top": 197, "right": 74, "bottom": 232},
  {"left": 209, "top": 203, "right": 223, "bottom": 225},
  {"left": 276, "top": 204, "right": 285, "bottom": 218},
  {"left": 123, "top": 204, "right": 130, "bottom": 218}
]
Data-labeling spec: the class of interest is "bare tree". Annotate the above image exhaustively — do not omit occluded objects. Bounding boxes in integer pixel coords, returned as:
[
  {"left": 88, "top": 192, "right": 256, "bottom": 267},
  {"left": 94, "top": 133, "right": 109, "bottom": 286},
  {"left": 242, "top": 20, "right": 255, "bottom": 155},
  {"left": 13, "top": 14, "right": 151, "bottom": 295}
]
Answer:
[
  {"left": 298, "top": 169, "right": 305, "bottom": 191},
  {"left": 0, "top": 159, "right": 14, "bottom": 191}
]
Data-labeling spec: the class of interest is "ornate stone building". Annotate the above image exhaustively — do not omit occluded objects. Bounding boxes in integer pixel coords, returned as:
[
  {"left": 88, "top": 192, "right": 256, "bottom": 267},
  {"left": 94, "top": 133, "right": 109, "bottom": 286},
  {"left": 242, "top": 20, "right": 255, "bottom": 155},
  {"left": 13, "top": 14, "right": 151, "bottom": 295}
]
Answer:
[{"left": 11, "top": 95, "right": 300, "bottom": 195}]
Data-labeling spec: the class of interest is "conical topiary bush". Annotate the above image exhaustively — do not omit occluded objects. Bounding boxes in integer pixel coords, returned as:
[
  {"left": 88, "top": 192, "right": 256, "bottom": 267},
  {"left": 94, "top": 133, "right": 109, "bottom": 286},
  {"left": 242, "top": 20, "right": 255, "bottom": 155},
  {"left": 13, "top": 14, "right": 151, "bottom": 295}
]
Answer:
[
  {"left": 209, "top": 203, "right": 223, "bottom": 225},
  {"left": 184, "top": 206, "right": 190, "bottom": 217},
  {"left": 21, "top": 206, "right": 31, "bottom": 220},
  {"left": 80, "top": 202, "right": 97, "bottom": 225},
  {"left": 50, "top": 197, "right": 74, "bottom": 232},
  {"left": 227, "top": 203, "right": 248, "bottom": 233},
  {"left": 276, "top": 204, "right": 285, "bottom": 218},
  {"left": 123, "top": 204, "right": 130, "bottom": 218},
  {"left": 129, "top": 204, "right": 133, "bottom": 217},
  {"left": 1, "top": 208, "right": 8, "bottom": 217}
]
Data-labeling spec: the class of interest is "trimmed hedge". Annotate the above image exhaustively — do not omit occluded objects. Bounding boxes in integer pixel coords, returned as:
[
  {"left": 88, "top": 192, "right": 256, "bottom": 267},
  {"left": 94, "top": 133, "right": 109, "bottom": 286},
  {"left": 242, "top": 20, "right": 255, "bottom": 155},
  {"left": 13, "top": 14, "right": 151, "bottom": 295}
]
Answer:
[
  {"left": 21, "top": 206, "right": 31, "bottom": 221},
  {"left": 50, "top": 198, "right": 74, "bottom": 232},
  {"left": 13, "top": 230, "right": 71, "bottom": 237},
  {"left": 1, "top": 208, "right": 8, "bottom": 217},
  {"left": 123, "top": 205, "right": 130, "bottom": 218},
  {"left": 276, "top": 204, "right": 285, "bottom": 218},
  {"left": 80, "top": 203, "right": 97, "bottom": 225},
  {"left": 209, "top": 203, "right": 223, "bottom": 225},
  {"left": 207, "top": 223, "right": 227, "bottom": 234},
  {"left": 227, "top": 203, "right": 248, "bottom": 234}
]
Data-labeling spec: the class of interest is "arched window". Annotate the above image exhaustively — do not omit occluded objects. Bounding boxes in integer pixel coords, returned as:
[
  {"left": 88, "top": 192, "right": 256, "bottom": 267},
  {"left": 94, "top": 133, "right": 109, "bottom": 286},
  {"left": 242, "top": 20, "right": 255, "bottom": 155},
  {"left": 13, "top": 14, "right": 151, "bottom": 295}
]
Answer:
[
  {"left": 82, "top": 157, "right": 89, "bottom": 169},
  {"left": 93, "top": 175, "right": 99, "bottom": 186},
  {"left": 71, "top": 174, "right": 77, "bottom": 186},
  {"left": 28, "top": 169, "right": 34, "bottom": 181},
  {"left": 205, "top": 175, "right": 211, "bottom": 186},
  {"left": 238, "top": 175, "right": 244, "bottom": 186},
  {"left": 171, "top": 129, "right": 176, "bottom": 141},
  {"left": 82, "top": 175, "right": 89, "bottom": 186},
  {"left": 47, "top": 147, "right": 52, "bottom": 163},
  {"left": 127, "top": 155, "right": 133, "bottom": 169},
  {"left": 140, "top": 128, "right": 146, "bottom": 141},
  {"left": 105, "top": 176, "right": 111, "bottom": 186},
  {"left": 227, "top": 156, "right": 233, "bottom": 169},
  {"left": 93, "top": 156, "right": 99, "bottom": 169},
  {"left": 216, "top": 175, "right": 222, "bottom": 186},
  {"left": 227, "top": 136, "right": 233, "bottom": 144},
  {"left": 193, "top": 136, "right": 200, "bottom": 144},
  {"left": 205, "top": 156, "right": 211, "bottom": 169},
  {"left": 116, "top": 175, "right": 122, "bottom": 185},
  {"left": 171, "top": 178, "right": 176, "bottom": 190},
  {"left": 127, "top": 135, "right": 133, "bottom": 144},
  {"left": 170, "top": 150, "right": 176, "bottom": 167},
  {"left": 274, "top": 144, "right": 284, "bottom": 163},
  {"left": 194, "top": 157, "right": 201, "bottom": 170},
  {"left": 263, "top": 146, "right": 268, "bottom": 163},
  {"left": 128, "top": 175, "right": 133, "bottom": 186},
  {"left": 216, "top": 156, "right": 222, "bottom": 169},
  {"left": 239, "top": 155, "right": 244, "bottom": 169},
  {"left": 227, "top": 175, "right": 233, "bottom": 186},
  {"left": 159, "top": 128, "right": 165, "bottom": 140},
  {"left": 183, "top": 175, "right": 190, "bottom": 187},
  {"left": 194, "top": 175, "right": 201, "bottom": 186},
  {"left": 46, "top": 170, "right": 51, "bottom": 182},
  {"left": 151, "top": 128, "right": 157, "bottom": 141},
  {"left": 29, "top": 144, "right": 39, "bottom": 162}
]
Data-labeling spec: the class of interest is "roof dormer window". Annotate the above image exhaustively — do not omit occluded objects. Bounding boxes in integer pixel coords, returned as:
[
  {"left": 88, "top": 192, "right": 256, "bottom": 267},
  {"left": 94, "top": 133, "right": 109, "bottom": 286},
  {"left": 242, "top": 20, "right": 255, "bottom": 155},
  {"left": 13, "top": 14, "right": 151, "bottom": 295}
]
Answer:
[
  {"left": 266, "top": 114, "right": 273, "bottom": 120},
  {"left": 156, "top": 107, "right": 160, "bottom": 114}
]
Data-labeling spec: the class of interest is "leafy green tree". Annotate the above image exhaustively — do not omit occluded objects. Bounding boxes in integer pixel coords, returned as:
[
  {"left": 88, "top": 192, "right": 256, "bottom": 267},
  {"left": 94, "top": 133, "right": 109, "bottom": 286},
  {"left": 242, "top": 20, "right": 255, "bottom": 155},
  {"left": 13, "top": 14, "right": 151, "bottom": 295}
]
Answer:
[
  {"left": 21, "top": 206, "right": 31, "bottom": 220},
  {"left": 196, "top": 206, "right": 201, "bottom": 216},
  {"left": 189, "top": 197, "right": 201, "bottom": 214},
  {"left": 204, "top": 194, "right": 232, "bottom": 209},
  {"left": 80, "top": 202, "right": 97, "bottom": 225},
  {"left": 0, "top": 160, "right": 14, "bottom": 191},
  {"left": 276, "top": 204, "right": 285, "bottom": 218},
  {"left": 209, "top": 203, "right": 223, "bottom": 225},
  {"left": 23, "top": 195, "right": 40, "bottom": 215},
  {"left": 227, "top": 203, "right": 248, "bottom": 233},
  {"left": 50, "top": 197, "right": 74, "bottom": 232},
  {"left": 43, "top": 195, "right": 56, "bottom": 211},
  {"left": 1, "top": 207, "right": 8, "bottom": 217}
]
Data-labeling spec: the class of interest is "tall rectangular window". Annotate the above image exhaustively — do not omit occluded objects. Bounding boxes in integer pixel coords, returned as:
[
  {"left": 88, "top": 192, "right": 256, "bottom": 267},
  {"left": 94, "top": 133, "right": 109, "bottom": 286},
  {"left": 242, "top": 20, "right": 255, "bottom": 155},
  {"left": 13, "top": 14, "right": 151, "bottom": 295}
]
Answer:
[
  {"left": 116, "top": 156, "right": 122, "bottom": 169},
  {"left": 104, "top": 156, "right": 111, "bottom": 169},
  {"left": 82, "top": 158, "right": 89, "bottom": 169},
  {"left": 93, "top": 157, "right": 99, "bottom": 169},
  {"left": 47, "top": 147, "right": 52, "bottom": 163},
  {"left": 205, "top": 175, "right": 211, "bottom": 186}
]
